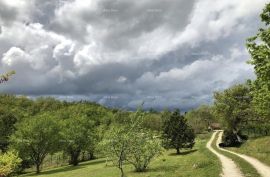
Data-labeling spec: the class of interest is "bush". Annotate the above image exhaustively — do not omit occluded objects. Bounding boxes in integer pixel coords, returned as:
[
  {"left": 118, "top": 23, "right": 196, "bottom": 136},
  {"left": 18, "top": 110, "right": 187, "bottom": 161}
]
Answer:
[
  {"left": 221, "top": 130, "right": 248, "bottom": 147},
  {"left": 0, "top": 151, "right": 22, "bottom": 177}
]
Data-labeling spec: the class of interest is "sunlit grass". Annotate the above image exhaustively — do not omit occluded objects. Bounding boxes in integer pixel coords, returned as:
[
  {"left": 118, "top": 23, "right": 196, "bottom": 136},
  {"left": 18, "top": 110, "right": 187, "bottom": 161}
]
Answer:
[
  {"left": 21, "top": 133, "right": 221, "bottom": 177},
  {"left": 227, "top": 136, "right": 270, "bottom": 166}
]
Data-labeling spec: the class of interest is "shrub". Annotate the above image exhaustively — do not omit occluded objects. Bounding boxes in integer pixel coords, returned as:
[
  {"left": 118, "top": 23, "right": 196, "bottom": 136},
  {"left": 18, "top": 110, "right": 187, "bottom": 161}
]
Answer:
[{"left": 0, "top": 151, "right": 21, "bottom": 177}]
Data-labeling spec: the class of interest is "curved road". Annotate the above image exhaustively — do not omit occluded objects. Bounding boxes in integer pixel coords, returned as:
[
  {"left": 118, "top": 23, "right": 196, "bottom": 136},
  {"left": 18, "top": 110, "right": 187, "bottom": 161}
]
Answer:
[
  {"left": 217, "top": 131, "right": 270, "bottom": 177},
  {"left": 206, "top": 131, "right": 244, "bottom": 177}
]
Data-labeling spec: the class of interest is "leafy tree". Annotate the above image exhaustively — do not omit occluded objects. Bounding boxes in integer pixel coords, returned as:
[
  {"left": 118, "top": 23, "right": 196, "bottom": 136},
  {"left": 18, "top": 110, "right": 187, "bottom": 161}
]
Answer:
[
  {"left": 246, "top": 3, "right": 270, "bottom": 120},
  {"left": 162, "top": 109, "right": 195, "bottom": 154},
  {"left": 11, "top": 113, "right": 61, "bottom": 173},
  {"left": 100, "top": 125, "right": 129, "bottom": 177},
  {"left": 60, "top": 106, "right": 96, "bottom": 166},
  {"left": 0, "top": 109, "right": 17, "bottom": 152},
  {"left": 127, "top": 130, "right": 163, "bottom": 172},
  {"left": 0, "top": 151, "right": 21, "bottom": 177},
  {"left": 213, "top": 84, "right": 252, "bottom": 146},
  {"left": 100, "top": 109, "right": 162, "bottom": 176},
  {"left": 186, "top": 105, "right": 215, "bottom": 133}
]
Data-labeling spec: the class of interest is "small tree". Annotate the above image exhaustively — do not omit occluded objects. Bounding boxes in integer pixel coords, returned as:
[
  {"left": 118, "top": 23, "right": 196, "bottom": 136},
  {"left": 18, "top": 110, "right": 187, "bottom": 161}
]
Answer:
[
  {"left": 0, "top": 151, "right": 21, "bottom": 177},
  {"left": 100, "top": 125, "right": 130, "bottom": 177},
  {"left": 100, "top": 109, "right": 162, "bottom": 176},
  {"left": 162, "top": 109, "right": 195, "bottom": 154},
  {"left": 127, "top": 130, "right": 163, "bottom": 172},
  {"left": 11, "top": 113, "right": 61, "bottom": 173}
]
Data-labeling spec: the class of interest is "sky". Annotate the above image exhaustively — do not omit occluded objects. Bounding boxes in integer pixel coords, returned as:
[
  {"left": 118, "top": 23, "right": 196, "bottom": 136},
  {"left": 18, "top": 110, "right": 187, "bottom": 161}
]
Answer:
[{"left": 0, "top": 0, "right": 268, "bottom": 110}]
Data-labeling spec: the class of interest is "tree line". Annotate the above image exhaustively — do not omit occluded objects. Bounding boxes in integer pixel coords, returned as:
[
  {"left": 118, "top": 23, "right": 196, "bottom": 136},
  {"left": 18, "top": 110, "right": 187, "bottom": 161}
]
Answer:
[{"left": 0, "top": 95, "right": 195, "bottom": 177}]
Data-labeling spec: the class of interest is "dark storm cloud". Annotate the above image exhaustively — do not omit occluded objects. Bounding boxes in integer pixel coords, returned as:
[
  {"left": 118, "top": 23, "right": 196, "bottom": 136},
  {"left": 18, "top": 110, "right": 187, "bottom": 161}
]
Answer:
[{"left": 0, "top": 0, "right": 267, "bottom": 110}]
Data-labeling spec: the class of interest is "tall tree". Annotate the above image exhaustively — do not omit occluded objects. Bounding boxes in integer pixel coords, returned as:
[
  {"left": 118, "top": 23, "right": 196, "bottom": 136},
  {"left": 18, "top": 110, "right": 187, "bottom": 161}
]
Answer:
[
  {"left": 11, "top": 113, "right": 61, "bottom": 173},
  {"left": 60, "top": 106, "right": 96, "bottom": 166},
  {"left": 247, "top": 3, "right": 270, "bottom": 121},
  {"left": 214, "top": 84, "right": 252, "bottom": 145},
  {"left": 162, "top": 109, "right": 195, "bottom": 154}
]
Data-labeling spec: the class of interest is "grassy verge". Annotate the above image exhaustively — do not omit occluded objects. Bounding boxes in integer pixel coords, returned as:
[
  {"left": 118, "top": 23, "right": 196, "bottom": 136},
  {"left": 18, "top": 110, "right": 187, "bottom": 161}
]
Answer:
[
  {"left": 21, "top": 133, "right": 220, "bottom": 177},
  {"left": 226, "top": 136, "right": 270, "bottom": 166},
  {"left": 211, "top": 132, "right": 260, "bottom": 177}
]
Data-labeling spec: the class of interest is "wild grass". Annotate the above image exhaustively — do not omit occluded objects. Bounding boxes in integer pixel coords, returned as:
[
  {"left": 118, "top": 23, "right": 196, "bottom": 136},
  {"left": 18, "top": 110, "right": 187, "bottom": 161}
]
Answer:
[{"left": 226, "top": 136, "right": 270, "bottom": 166}]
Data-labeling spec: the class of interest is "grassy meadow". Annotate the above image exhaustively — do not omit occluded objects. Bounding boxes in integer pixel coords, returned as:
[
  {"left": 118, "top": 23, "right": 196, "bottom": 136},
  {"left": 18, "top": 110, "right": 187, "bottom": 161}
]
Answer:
[{"left": 21, "top": 134, "right": 221, "bottom": 177}]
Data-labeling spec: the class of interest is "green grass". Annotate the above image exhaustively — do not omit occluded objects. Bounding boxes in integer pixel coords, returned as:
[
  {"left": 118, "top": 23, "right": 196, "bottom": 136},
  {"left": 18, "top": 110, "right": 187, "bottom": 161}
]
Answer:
[
  {"left": 211, "top": 132, "right": 260, "bottom": 177},
  {"left": 226, "top": 136, "right": 270, "bottom": 166},
  {"left": 21, "top": 133, "right": 221, "bottom": 177}
]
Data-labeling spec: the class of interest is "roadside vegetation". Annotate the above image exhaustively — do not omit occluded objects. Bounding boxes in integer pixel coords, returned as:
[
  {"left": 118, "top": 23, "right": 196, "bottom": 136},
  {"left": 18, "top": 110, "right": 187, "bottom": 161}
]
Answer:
[{"left": 227, "top": 136, "right": 270, "bottom": 166}]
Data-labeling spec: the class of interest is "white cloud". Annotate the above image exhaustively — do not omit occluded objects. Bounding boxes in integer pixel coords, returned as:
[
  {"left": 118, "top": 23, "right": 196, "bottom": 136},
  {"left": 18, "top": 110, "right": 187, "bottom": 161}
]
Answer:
[{"left": 0, "top": 0, "right": 266, "bottom": 109}]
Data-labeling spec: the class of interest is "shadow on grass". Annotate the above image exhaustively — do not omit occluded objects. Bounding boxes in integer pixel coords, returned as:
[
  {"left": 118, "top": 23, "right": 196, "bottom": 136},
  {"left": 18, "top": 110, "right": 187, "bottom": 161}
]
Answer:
[
  {"left": 146, "top": 164, "right": 180, "bottom": 173},
  {"left": 168, "top": 149, "right": 197, "bottom": 156},
  {"left": 25, "top": 159, "right": 106, "bottom": 176}
]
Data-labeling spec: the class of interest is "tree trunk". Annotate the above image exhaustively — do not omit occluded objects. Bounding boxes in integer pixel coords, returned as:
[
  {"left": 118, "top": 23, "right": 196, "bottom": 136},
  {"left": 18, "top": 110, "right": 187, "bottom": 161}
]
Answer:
[
  {"left": 176, "top": 148, "right": 180, "bottom": 154},
  {"left": 70, "top": 150, "right": 81, "bottom": 166},
  {"left": 120, "top": 167, "right": 124, "bottom": 177},
  {"left": 36, "top": 163, "right": 40, "bottom": 174},
  {"left": 88, "top": 151, "right": 95, "bottom": 160}
]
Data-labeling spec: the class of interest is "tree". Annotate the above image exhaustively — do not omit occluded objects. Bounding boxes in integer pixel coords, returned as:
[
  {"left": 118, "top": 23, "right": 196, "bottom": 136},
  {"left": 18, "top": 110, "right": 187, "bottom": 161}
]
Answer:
[
  {"left": 11, "top": 113, "right": 61, "bottom": 173},
  {"left": 246, "top": 3, "right": 270, "bottom": 121},
  {"left": 60, "top": 106, "right": 96, "bottom": 166},
  {"left": 100, "top": 125, "right": 129, "bottom": 177},
  {"left": 213, "top": 84, "right": 252, "bottom": 146},
  {"left": 127, "top": 130, "right": 162, "bottom": 172},
  {"left": 162, "top": 109, "right": 195, "bottom": 154},
  {"left": 100, "top": 109, "right": 162, "bottom": 176},
  {"left": 0, "top": 108, "right": 17, "bottom": 152},
  {"left": 186, "top": 105, "right": 215, "bottom": 133},
  {"left": 0, "top": 151, "right": 21, "bottom": 177}
]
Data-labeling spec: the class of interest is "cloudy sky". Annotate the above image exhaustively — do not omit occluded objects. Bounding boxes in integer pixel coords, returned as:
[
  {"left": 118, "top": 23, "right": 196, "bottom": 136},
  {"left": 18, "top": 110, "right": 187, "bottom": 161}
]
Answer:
[{"left": 0, "top": 0, "right": 268, "bottom": 110}]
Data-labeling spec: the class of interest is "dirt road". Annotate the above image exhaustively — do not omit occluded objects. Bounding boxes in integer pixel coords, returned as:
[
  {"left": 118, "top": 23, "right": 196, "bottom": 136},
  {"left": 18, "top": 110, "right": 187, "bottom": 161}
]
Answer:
[
  {"left": 217, "top": 131, "right": 270, "bottom": 177},
  {"left": 206, "top": 131, "right": 244, "bottom": 177}
]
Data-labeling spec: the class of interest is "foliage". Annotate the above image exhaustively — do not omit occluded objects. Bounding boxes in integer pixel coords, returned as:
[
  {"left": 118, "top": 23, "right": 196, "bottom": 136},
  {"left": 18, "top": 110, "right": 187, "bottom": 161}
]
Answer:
[
  {"left": 0, "top": 108, "right": 17, "bottom": 152},
  {"left": 213, "top": 84, "right": 252, "bottom": 146},
  {"left": 100, "top": 110, "right": 162, "bottom": 176},
  {"left": 21, "top": 134, "right": 221, "bottom": 177},
  {"left": 186, "top": 105, "right": 216, "bottom": 134},
  {"left": 162, "top": 109, "right": 195, "bottom": 154},
  {"left": 60, "top": 105, "right": 96, "bottom": 166},
  {"left": 127, "top": 130, "right": 163, "bottom": 172},
  {"left": 246, "top": 3, "right": 270, "bottom": 120},
  {"left": 100, "top": 125, "right": 130, "bottom": 177},
  {"left": 11, "top": 113, "right": 61, "bottom": 173},
  {"left": 0, "top": 151, "right": 22, "bottom": 177}
]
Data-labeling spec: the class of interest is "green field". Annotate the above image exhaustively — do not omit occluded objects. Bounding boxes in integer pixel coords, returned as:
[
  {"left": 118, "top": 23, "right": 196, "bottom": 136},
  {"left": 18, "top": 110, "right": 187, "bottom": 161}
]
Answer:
[
  {"left": 21, "top": 134, "right": 221, "bottom": 177},
  {"left": 227, "top": 136, "right": 270, "bottom": 166}
]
